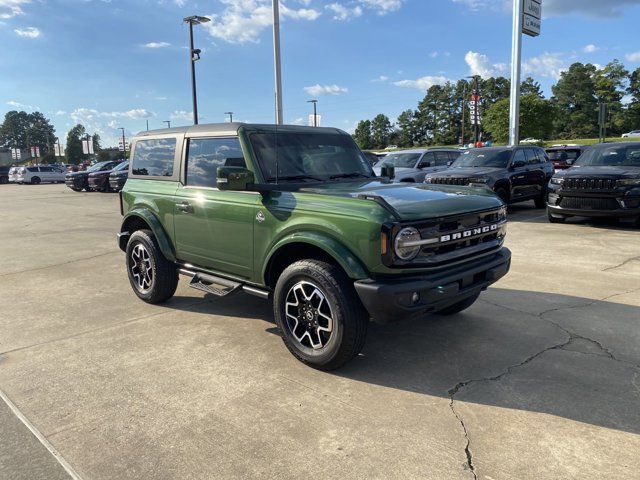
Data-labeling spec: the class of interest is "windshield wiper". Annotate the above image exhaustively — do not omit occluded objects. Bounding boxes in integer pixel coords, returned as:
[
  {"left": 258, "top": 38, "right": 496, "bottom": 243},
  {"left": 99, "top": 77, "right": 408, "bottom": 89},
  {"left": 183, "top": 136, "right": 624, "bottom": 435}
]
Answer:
[
  {"left": 329, "top": 172, "right": 371, "bottom": 180},
  {"left": 270, "top": 174, "right": 324, "bottom": 182}
]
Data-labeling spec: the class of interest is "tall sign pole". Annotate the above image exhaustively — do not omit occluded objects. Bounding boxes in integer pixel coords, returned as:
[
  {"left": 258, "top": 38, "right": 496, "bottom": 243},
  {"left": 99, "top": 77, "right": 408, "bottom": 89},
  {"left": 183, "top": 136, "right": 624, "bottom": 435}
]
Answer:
[
  {"left": 510, "top": 0, "right": 541, "bottom": 146},
  {"left": 272, "top": 0, "right": 284, "bottom": 125}
]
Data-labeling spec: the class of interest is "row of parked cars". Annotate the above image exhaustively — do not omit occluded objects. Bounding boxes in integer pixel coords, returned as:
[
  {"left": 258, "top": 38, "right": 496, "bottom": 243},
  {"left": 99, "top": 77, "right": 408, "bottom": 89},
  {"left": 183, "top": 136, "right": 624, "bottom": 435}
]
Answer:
[
  {"left": 65, "top": 160, "right": 129, "bottom": 192},
  {"left": 373, "top": 142, "right": 639, "bottom": 225}
]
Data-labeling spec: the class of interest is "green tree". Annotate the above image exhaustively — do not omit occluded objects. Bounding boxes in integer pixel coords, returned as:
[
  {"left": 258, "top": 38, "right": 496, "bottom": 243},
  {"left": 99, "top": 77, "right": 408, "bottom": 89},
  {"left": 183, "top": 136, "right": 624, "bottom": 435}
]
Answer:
[
  {"left": 395, "top": 109, "right": 420, "bottom": 147},
  {"left": 92, "top": 133, "right": 102, "bottom": 152},
  {"left": 521, "top": 77, "right": 543, "bottom": 97},
  {"left": 353, "top": 120, "right": 373, "bottom": 150},
  {"left": 484, "top": 94, "right": 555, "bottom": 143},
  {"left": 0, "top": 111, "right": 31, "bottom": 149},
  {"left": 593, "top": 60, "right": 629, "bottom": 135},
  {"left": 481, "top": 76, "right": 511, "bottom": 107},
  {"left": 97, "top": 150, "right": 111, "bottom": 162},
  {"left": 370, "top": 114, "right": 393, "bottom": 149},
  {"left": 66, "top": 124, "right": 87, "bottom": 164},
  {"left": 25, "top": 112, "right": 56, "bottom": 155},
  {"left": 625, "top": 67, "right": 640, "bottom": 131},
  {"left": 415, "top": 83, "right": 460, "bottom": 146},
  {"left": 552, "top": 62, "right": 599, "bottom": 138}
]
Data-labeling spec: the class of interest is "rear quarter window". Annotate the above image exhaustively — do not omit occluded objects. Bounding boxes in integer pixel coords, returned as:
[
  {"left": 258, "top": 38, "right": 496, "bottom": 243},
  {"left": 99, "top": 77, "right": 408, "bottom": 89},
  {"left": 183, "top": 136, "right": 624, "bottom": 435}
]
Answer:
[{"left": 131, "top": 138, "right": 177, "bottom": 177}]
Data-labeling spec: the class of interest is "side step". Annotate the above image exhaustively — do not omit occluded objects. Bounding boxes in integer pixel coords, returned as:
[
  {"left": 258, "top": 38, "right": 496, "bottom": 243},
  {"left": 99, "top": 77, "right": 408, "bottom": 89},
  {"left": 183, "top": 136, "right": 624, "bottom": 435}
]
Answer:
[{"left": 178, "top": 269, "right": 270, "bottom": 299}]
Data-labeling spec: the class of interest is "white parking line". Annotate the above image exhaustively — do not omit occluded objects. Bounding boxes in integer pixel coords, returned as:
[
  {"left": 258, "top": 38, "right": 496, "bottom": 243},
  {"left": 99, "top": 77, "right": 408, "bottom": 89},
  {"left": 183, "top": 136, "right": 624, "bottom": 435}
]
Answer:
[{"left": 0, "top": 388, "right": 83, "bottom": 480}]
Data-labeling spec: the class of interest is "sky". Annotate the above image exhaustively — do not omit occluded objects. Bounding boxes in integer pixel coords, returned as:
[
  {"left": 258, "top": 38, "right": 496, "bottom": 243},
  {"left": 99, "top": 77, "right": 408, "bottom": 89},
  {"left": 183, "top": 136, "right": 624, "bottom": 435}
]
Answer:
[{"left": 2, "top": 0, "right": 640, "bottom": 147}]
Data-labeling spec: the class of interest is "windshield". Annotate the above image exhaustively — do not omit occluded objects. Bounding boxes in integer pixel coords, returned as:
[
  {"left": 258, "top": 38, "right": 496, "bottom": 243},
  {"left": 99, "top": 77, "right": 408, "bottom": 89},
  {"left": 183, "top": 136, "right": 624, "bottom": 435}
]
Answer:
[
  {"left": 249, "top": 132, "right": 373, "bottom": 183},
  {"left": 547, "top": 150, "right": 581, "bottom": 161},
  {"left": 575, "top": 145, "right": 640, "bottom": 167},
  {"left": 113, "top": 161, "right": 128, "bottom": 172},
  {"left": 452, "top": 149, "right": 512, "bottom": 168},
  {"left": 379, "top": 153, "right": 421, "bottom": 169},
  {"left": 87, "top": 162, "right": 111, "bottom": 172}
]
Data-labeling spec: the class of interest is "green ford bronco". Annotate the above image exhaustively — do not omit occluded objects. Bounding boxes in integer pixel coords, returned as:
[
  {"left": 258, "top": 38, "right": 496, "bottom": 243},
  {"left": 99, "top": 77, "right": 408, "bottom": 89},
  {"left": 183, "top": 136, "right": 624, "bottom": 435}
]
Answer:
[{"left": 118, "top": 123, "right": 511, "bottom": 370}]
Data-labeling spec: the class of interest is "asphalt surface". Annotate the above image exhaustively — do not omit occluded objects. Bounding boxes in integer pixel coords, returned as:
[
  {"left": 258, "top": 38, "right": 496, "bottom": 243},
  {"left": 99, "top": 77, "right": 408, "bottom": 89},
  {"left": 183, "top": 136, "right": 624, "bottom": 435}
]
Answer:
[{"left": 0, "top": 183, "right": 638, "bottom": 480}]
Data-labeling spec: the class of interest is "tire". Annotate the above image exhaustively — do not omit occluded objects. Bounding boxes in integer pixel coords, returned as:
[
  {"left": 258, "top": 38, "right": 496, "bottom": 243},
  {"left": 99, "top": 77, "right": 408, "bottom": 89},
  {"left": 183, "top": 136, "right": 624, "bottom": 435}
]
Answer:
[
  {"left": 273, "top": 259, "right": 368, "bottom": 371},
  {"left": 495, "top": 187, "right": 509, "bottom": 204},
  {"left": 534, "top": 192, "right": 546, "bottom": 209},
  {"left": 31, "top": 176, "right": 41, "bottom": 185},
  {"left": 70, "top": 187, "right": 81, "bottom": 192},
  {"left": 547, "top": 210, "right": 566, "bottom": 223},
  {"left": 125, "top": 229, "right": 178, "bottom": 304},
  {"left": 434, "top": 293, "right": 480, "bottom": 316}
]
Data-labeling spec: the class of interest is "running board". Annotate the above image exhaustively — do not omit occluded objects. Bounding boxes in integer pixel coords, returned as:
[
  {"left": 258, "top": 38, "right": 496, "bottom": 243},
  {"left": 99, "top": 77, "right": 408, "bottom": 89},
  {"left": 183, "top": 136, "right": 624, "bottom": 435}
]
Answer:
[{"left": 178, "top": 269, "right": 270, "bottom": 299}]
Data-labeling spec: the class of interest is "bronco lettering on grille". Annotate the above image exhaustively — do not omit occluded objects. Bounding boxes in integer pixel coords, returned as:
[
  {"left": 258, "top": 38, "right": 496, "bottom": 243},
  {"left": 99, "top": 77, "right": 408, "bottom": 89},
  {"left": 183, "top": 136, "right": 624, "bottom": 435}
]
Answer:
[{"left": 440, "top": 223, "right": 499, "bottom": 243}]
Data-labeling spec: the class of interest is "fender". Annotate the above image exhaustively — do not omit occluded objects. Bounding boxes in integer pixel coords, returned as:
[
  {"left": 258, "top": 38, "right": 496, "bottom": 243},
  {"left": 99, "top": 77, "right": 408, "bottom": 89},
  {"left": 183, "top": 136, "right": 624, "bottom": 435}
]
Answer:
[
  {"left": 120, "top": 209, "right": 176, "bottom": 262},
  {"left": 263, "top": 231, "right": 369, "bottom": 282}
]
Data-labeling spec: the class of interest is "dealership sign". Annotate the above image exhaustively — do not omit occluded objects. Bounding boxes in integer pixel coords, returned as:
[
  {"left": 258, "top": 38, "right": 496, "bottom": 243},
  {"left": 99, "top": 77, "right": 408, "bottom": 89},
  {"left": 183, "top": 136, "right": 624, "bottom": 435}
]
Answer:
[
  {"left": 523, "top": 0, "right": 541, "bottom": 37},
  {"left": 469, "top": 93, "right": 482, "bottom": 126}
]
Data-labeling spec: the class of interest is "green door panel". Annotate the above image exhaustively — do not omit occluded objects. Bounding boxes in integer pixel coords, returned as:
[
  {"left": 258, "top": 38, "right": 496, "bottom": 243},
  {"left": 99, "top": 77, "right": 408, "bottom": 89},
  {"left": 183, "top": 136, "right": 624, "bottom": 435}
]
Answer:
[{"left": 173, "top": 186, "right": 258, "bottom": 279}]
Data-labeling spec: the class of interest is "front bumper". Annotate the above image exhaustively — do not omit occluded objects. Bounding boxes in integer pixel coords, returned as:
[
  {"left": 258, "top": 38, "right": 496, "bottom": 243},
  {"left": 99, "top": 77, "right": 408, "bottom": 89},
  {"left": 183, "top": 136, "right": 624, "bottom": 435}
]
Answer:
[
  {"left": 109, "top": 176, "right": 127, "bottom": 191},
  {"left": 65, "top": 177, "right": 85, "bottom": 189},
  {"left": 88, "top": 176, "right": 108, "bottom": 190},
  {"left": 547, "top": 190, "right": 640, "bottom": 218},
  {"left": 354, "top": 248, "right": 511, "bottom": 323}
]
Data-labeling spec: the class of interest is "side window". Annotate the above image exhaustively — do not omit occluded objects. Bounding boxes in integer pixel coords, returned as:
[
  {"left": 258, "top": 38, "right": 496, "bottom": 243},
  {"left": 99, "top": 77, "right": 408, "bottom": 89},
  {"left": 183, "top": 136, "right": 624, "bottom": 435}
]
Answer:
[
  {"left": 524, "top": 148, "right": 539, "bottom": 165},
  {"left": 186, "top": 137, "right": 246, "bottom": 188},
  {"left": 40, "top": 166, "right": 53, "bottom": 172},
  {"left": 131, "top": 138, "right": 176, "bottom": 177},
  {"left": 448, "top": 151, "right": 462, "bottom": 163},
  {"left": 418, "top": 152, "right": 435, "bottom": 168},
  {"left": 27, "top": 167, "right": 38, "bottom": 172},
  {"left": 434, "top": 151, "right": 450, "bottom": 166},
  {"left": 512, "top": 149, "right": 526, "bottom": 166}
]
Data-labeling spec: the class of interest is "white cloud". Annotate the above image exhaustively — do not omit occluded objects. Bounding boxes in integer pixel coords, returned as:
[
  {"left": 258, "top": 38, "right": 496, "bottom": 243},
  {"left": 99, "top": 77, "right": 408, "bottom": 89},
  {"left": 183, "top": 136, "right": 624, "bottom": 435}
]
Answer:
[
  {"left": 205, "top": 0, "right": 321, "bottom": 44},
  {"left": 465, "top": 51, "right": 507, "bottom": 78},
  {"left": 0, "top": 0, "right": 30, "bottom": 19},
  {"left": 291, "top": 117, "right": 304, "bottom": 125},
  {"left": 55, "top": 110, "right": 67, "bottom": 115},
  {"left": 523, "top": 52, "right": 566, "bottom": 79},
  {"left": 143, "top": 41, "right": 171, "bottom": 48},
  {"left": 371, "top": 75, "right": 389, "bottom": 82},
  {"left": 326, "top": 3, "right": 362, "bottom": 21},
  {"left": 171, "top": 110, "right": 193, "bottom": 120},
  {"left": 14, "top": 26, "right": 40, "bottom": 38},
  {"left": 358, "top": 0, "right": 404, "bottom": 15},
  {"left": 626, "top": 52, "right": 640, "bottom": 62},
  {"left": 583, "top": 44, "right": 599, "bottom": 53},
  {"left": 7, "top": 100, "right": 32, "bottom": 109},
  {"left": 393, "top": 75, "right": 450, "bottom": 91},
  {"left": 303, "top": 84, "right": 348, "bottom": 96}
]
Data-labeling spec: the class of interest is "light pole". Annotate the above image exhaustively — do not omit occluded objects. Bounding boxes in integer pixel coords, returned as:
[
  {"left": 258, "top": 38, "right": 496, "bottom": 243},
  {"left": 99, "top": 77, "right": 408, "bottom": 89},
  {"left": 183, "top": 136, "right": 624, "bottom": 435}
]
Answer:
[
  {"left": 183, "top": 15, "right": 211, "bottom": 125},
  {"left": 118, "top": 127, "right": 126, "bottom": 161},
  {"left": 163, "top": 120, "right": 171, "bottom": 128},
  {"left": 307, "top": 99, "right": 318, "bottom": 127},
  {"left": 508, "top": 0, "right": 524, "bottom": 146},
  {"left": 225, "top": 112, "right": 234, "bottom": 123},
  {"left": 272, "top": 0, "right": 283, "bottom": 125}
]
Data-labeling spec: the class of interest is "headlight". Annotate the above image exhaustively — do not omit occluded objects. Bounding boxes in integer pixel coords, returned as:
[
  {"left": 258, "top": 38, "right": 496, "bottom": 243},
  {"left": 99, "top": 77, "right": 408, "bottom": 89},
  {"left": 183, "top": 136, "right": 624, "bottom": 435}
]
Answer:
[
  {"left": 550, "top": 177, "right": 564, "bottom": 185},
  {"left": 617, "top": 178, "right": 640, "bottom": 187},
  {"left": 424, "top": 177, "right": 433, "bottom": 183},
  {"left": 394, "top": 227, "right": 421, "bottom": 260},
  {"left": 469, "top": 177, "right": 488, "bottom": 184}
]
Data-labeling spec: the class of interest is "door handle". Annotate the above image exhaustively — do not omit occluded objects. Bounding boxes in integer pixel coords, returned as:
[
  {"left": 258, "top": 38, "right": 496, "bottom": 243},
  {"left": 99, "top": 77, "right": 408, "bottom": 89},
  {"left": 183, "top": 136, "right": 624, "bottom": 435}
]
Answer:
[{"left": 177, "top": 202, "right": 194, "bottom": 213}]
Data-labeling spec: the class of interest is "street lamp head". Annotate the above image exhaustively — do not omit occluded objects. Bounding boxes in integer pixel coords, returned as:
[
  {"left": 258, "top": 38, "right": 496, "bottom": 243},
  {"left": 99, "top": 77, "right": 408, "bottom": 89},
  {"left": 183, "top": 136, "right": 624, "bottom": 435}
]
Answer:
[
  {"left": 183, "top": 15, "right": 211, "bottom": 25},
  {"left": 307, "top": 99, "right": 318, "bottom": 104},
  {"left": 192, "top": 48, "right": 202, "bottom": 61}
]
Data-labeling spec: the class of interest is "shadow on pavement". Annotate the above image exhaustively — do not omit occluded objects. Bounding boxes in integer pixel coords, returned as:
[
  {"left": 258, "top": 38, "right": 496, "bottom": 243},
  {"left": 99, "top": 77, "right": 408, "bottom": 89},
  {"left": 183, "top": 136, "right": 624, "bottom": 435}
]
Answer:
[{"left": 166, "top": 287, "right": 640, "bottom": 436}]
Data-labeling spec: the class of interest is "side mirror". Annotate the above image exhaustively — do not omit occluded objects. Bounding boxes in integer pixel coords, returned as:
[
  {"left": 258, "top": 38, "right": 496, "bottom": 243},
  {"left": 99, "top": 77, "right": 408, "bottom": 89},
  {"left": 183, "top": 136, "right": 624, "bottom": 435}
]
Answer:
[
  {"left": 447, "top": 161, "right": 453, "bottom": 167},
  {"left": 380, "top": 165, "right": 395, "bottom": 179},
  {"left": 217, "top": 166, "right": 255, "bottom": 191}
]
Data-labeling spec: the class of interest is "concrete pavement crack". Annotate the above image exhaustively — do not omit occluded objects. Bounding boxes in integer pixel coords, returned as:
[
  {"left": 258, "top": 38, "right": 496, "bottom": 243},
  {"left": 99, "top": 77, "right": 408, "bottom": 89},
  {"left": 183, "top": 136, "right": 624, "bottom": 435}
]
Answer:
[
  {"left": 0, "top": 250, "right": 118, "bottom": 278},
  {"left": 603, "top": 255, "right": 640, "bottom": 272}
]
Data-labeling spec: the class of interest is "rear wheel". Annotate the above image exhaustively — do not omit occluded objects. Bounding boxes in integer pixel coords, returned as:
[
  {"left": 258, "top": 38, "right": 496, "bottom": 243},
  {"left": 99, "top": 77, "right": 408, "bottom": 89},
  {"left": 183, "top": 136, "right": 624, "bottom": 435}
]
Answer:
[
  {"left": 434, "top": 293, "right": 480, "bottom": 316},
  {"left": 273, "top": 259, "right": 368, "bottom": 370},
  {"left": 31, "top": 176, "right": 41, "bottom": 185},
  {"left": 534, "top": 190, "right": 547, "bottom": 208},
  {"left": 126, "top": 229, "right": 178, "bottom": 304}
]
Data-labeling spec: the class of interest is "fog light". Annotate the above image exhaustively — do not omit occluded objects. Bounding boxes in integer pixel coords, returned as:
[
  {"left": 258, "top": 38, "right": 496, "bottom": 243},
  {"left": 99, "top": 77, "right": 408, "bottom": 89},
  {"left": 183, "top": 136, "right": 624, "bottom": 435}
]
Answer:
[{"left": 411, "top": 292, "right": 420, "bottom": 304}]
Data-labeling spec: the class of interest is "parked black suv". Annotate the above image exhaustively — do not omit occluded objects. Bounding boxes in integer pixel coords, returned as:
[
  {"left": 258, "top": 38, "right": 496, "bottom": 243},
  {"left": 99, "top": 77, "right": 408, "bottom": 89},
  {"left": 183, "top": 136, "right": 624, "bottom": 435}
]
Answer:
[
  {"left": 547, "top": 142, "right": 640, "bottom": 224},
  {"left": 108, "top": 160, "right": 129, "bottom": 191},
  {"left": 65, "top": 160, "right": 120, "bottom": 191},
  {"left": 545, "top": 145, "right": 585, "bottom": 170},
  {"left": 425, "top": 146, "right": 554, "bottom": 207}
]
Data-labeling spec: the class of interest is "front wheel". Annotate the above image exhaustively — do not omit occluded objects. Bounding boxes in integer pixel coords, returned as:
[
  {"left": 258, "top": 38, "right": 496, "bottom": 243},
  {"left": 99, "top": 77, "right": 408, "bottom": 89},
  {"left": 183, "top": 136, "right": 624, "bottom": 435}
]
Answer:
[
  {"left": 534, "top": 192, "right": 546, "bottom": 209},
  {"left": 273, "top": 260, "right": 368, "bottom": 370},
  {"left": 547, "top": 210, "right": 566, "bottom": 223},
  {"left": 31, "top": 176, "right": 41, "bottom": 185},
  {"left": 495, "top": 187, "right": 509, "bottom": 204},
  {"left": 126, "top": 229, "right": 178, "bottom": 304}
]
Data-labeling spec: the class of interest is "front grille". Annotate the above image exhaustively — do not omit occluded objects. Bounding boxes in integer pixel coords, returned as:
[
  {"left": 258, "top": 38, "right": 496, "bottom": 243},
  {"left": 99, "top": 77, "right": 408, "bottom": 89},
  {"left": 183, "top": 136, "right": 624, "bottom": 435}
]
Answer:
[
  {"left": 564, "top": 177, "right": 617, "bottom": 191},
  {"left": 559, "top": 197, "right": 619, "bottom": 210},
  {"left": 430, "top": 177, "right": 471, "bottom": 186}
]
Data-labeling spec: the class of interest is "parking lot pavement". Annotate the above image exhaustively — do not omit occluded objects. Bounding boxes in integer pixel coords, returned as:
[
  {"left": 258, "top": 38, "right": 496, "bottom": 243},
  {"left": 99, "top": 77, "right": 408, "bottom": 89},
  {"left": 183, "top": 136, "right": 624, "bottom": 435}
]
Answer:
[{"left": 0, "top": 184, "right": 638, "bottom": 480}]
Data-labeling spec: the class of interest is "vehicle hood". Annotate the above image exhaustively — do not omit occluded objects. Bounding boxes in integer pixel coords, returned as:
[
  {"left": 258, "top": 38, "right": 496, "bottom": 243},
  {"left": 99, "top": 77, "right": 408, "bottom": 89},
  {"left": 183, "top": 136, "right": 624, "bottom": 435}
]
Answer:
[
  {"left": 67, "top": 171, "right": 88, "bottom": 179},
  {"left": 298, "top": 180, "right": 504, "bottom": 221},
  {"left": 556, "top": 165, "right": 640, "bottom": 178},
  {"left": 110, "top": 170, "right": 128, "bottom": 177},
  {"left": 89, "top": 170, "right": 113, "bottom": 177},
  {"left": 430, "top": 167, "right": 503, "bottom": 177}
]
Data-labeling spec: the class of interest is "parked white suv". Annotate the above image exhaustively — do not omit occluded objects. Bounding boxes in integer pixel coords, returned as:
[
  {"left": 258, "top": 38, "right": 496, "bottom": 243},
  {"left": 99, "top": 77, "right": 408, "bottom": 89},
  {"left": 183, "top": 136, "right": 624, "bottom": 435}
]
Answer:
[{"left": 11, "top": 165, "right": 66, "bottom": 184}]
